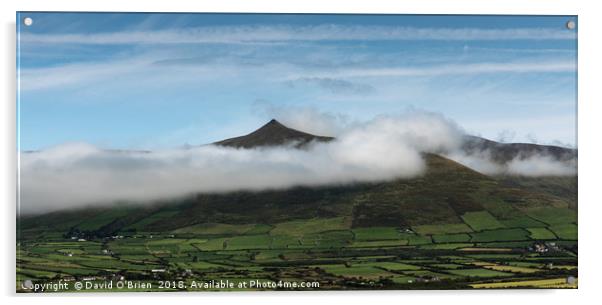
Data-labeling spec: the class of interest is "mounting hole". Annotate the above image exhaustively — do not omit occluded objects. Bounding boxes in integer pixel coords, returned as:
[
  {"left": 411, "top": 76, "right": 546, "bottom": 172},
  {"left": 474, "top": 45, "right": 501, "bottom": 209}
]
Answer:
[
  {"left": 566, "top": 20, "right": 575, "bottom": 30},
  {"left": 23, "top": 17, "right": 33, "bottom": 26},
  {"left": 22, "top": 279, "right": 33, "bottom": 289}
]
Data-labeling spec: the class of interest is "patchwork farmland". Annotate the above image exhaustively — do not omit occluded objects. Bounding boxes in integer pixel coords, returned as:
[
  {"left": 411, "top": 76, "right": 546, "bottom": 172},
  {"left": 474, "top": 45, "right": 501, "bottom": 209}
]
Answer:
[{"left": 17, "top": 208, "right": 577, "bottom": 291}]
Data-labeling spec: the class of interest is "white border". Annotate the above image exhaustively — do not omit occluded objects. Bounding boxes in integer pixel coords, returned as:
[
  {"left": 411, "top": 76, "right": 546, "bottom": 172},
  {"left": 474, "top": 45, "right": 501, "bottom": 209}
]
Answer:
[{"left": 2, "top": 1, "right": 601, "bottom": 304}]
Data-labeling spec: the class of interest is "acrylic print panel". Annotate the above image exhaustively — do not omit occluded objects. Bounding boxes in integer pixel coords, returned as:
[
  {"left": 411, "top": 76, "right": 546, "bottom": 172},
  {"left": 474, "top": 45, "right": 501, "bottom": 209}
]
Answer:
[{"left": 16, "top": 12, "right": 577, "bottom": 292}]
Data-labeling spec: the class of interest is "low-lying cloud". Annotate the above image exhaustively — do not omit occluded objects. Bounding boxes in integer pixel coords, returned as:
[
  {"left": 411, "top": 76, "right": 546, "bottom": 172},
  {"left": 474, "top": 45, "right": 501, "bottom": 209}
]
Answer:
[
  {"left": 19, "top": 111, "right": 576, "bottom": 214},
  {"left": 446, "top": 150, "right": 577, "bottom": 177}
]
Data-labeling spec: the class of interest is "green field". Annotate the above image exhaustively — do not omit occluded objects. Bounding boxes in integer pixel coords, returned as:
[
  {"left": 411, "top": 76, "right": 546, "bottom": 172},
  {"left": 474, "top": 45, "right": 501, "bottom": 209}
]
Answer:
[
  {"left": 446, "top": 268, "right": 513, "bottom": 278},
  {"left": 352, "top": 227, "right": 402, "bottom": 241},
  {"left": 348, "top": 240, "right": 408, "bottom": 248},
  {"left": 173, "top": 223, "right": 271, "bottom": 235},
  {"left": 461, "top": 211, "right": 506, "bottom": 231},
  {"left": 500, "top": 216, "right": 547, "bottom": 228},
  {"left": 432, "top": 233, "right": 472, "bottom": 243},
  {"left": 526, "top": 208, "right": 577, "bottom": 225},
  {"left": 318, "top": 264, "right": 396, "bottom": 279},
  {"left": 470, "top": 228, "right": 531, "bottom": 242},
  {"left": 527, "top": 227, "right": 557, "bottom": 240},
  {"left": 271, "top": 218, "right": 349, "bottom": 236},
  {"left": 412, "top": 223, "right": 473, "bottom": 235},
  {"left": 227, "top": 235, "right": 272, "bottom": 250},
  {"left": 549, "top": 224, "right": 577, "bottom": 240}
]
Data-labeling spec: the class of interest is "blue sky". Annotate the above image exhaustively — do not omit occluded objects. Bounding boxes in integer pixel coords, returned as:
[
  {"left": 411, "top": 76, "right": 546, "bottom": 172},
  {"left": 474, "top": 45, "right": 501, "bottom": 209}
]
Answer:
[{"left": 17, "top": 13, "right": 577, "bottom": 151}]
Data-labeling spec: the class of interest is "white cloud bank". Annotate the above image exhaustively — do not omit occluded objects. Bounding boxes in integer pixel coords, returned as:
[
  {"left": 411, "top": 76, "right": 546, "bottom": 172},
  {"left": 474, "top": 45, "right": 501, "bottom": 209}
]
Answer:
[
  {"left": 18, "top": 111, "right": 576, "bottom": 214},
  {"left": 446, "top": 150, "right": 577, "bottom": 177}
]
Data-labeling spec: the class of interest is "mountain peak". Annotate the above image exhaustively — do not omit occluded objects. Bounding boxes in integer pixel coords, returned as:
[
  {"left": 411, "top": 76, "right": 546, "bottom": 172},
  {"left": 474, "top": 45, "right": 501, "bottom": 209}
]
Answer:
[
  {"left": 259, "top": 119, "right": 286, "bottom": 130},
  {"left": 214, "top": 119, "right": 334, "bottom": 149}
]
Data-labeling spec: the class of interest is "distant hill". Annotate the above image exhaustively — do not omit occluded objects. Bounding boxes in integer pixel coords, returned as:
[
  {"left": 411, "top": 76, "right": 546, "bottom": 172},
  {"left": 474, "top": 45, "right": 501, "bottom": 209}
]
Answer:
[
  {"left": 214, "top": 119, "right": 334, "bottom": 149},
  {"left": 462, "top": 135, "right": 576, "bottom": 163}
]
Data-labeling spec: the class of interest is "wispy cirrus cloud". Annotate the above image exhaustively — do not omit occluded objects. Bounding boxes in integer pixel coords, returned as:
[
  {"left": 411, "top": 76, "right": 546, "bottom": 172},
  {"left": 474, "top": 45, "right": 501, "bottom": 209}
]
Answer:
[
  {"left": 19, "top": 56, "right": 575, "bottom": 92},
  {"left": 20, "top": 25, "right": 576, "bottom": 45},
  {"left": 290, "top": 61, "right": 575, "bottom": 79},
  {"left": 18, "top": 56, "right": 232, "bottom": 91}
]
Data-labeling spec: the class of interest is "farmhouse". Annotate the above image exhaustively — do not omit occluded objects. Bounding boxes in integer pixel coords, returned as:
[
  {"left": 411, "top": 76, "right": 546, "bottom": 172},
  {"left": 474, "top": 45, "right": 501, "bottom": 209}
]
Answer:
[
  {"left": 530, "top": 242, "right": 549, "bottom": 253},
  {"left": 529, "top": 241, "right": 562, "bottom": 253},
  {"left": 545, "top": 242, "right": 560, "bottom": 251}
]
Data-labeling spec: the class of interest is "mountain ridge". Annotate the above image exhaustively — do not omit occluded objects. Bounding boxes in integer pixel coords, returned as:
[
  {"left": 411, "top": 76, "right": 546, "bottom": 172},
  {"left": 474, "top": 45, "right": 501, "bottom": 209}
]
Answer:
[
  {"left": 215, "top": 119, "right": 576, "bottom": 164},
  {"left": 462, "top": 135, "right": 576, "bottom": 163}
]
